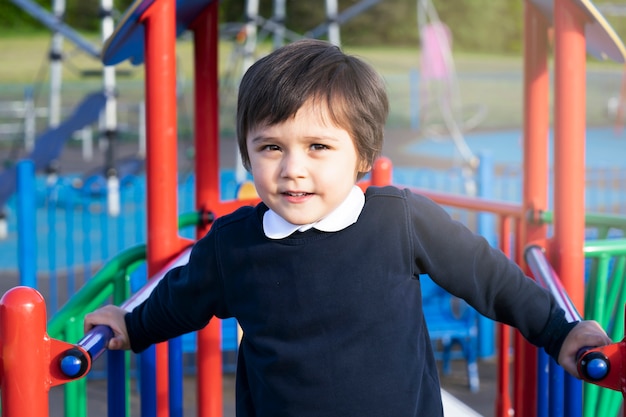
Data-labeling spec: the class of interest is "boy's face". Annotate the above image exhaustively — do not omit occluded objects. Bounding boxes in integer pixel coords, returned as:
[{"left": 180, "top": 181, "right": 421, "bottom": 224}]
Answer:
[{"left": 246, "top": 101, "right": 368, "bottom": 226}]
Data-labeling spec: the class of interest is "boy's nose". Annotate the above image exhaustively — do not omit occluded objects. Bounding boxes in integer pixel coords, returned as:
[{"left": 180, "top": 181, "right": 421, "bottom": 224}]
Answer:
[{"left": 280, "top": 152, "right": 307, "bottom": 178}]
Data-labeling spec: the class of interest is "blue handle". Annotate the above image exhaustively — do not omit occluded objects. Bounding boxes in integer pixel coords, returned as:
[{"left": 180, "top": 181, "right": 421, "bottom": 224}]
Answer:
[
  {"left": 77, "top": 324, "right": 114, "bottom": 361},
  {"left": 59, "top": 325, "right": 114, "bottom": 378},
  {"left": 578, "top": 349, "right": 610, "bottom": 381}
]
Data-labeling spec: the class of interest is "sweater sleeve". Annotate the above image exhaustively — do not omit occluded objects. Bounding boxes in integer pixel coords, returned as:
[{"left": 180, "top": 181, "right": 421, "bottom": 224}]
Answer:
[
  {"left": 125, "top": 226, "right": 227, "bottom": 353},
  {"left": 404, "top": 189, "right": 576, "bottom": 361}
]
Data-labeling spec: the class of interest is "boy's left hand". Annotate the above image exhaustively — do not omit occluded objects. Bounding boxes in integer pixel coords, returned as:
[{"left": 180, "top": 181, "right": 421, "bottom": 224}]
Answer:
[{"left": 558, "top": 320, "right": 612, "bottom": 378}]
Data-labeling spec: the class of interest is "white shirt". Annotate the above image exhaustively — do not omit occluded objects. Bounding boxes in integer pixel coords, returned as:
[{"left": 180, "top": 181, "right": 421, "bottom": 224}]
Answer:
[{"left": 263, "top": 185, "right": 365, "bottom": 239}]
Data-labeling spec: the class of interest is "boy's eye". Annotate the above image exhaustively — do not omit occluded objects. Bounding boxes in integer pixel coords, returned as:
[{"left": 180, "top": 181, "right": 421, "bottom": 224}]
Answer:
[
  {"left": 262, "top": 144, "right": 281, "bottom": 152},
  {"left": 311, "top": 143, "right": 329, "bottom": 151}
]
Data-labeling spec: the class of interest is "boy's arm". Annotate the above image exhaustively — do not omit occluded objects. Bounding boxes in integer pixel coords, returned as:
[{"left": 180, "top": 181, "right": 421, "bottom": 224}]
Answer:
[
  {"left": 558, "top": 320, "right": 612, "bottom": 377},
  {"left": 84, "top": 305, "right": 131, "bottom": 350},
  {"left": 405, "top": 190, "right": 612, "bottom": 376}
]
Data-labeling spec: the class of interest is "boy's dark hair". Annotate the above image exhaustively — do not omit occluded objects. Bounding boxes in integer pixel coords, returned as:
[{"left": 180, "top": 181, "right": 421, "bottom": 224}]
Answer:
[{"left": 236, "top": 39, "right": 389, "bottom": 178}]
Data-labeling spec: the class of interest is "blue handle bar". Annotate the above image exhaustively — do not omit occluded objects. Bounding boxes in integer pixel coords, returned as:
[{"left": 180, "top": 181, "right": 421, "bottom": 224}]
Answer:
[{"left": 59, "top": 324, "right": 114, "bottom": 378}]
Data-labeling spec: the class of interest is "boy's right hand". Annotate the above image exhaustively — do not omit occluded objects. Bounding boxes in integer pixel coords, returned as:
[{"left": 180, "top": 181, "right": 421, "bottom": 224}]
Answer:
[{"left": 84, "top": 305, "right": 131, "bottom": 350}]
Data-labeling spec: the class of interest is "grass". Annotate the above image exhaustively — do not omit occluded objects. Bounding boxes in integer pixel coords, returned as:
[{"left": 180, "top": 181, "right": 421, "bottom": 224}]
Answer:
[{"left": 0, "top": 32, "right": 624, "bottom": 137}]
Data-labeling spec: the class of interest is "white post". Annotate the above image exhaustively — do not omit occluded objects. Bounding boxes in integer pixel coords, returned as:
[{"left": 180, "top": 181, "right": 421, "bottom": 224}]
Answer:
[
  {"left": 101, "top": 0, "right": 120, "bottom": 217},
  {"left": 48, "top": 0, "right": 66, "bottom": 128},
  {"left": 138, "top": 101, "right": 146, "bottom": 158},
  {"left": 80, "top": 127, "right": 93, "bottom": 161},
  {"left": 237, "top": 0, "right": 260, "bottom": 183},
  {"left": 23, "top": 88, "right": 36, "bottom": 152},
  {"left": 272, "top": 0, "right": 286, "bottom": 49},
  {"left": 325, "top": 0, "right": 341, "bottom": 46}
]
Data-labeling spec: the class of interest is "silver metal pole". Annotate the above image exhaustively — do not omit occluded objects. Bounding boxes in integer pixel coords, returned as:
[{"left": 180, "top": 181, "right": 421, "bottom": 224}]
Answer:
[
  {"left": 272, "top": 0, "right": 286, "bottom": 49},
  {"left": 325, "top": 0, "right": 341, "bottom": 46},
  {"left": 48, "top": 0, "right": 65, "bottom": 128},
  {"left": 237, "top": 0, "right": 260, "bottom": 183},
  {"left": 101, "top": 0, "right": 120, "bottom": 217}
]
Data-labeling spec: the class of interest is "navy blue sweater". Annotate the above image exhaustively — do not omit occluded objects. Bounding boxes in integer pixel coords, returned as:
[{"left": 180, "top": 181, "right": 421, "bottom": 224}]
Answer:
[{"left": 126, "top": 186, "right": 573, "bottom": 416}]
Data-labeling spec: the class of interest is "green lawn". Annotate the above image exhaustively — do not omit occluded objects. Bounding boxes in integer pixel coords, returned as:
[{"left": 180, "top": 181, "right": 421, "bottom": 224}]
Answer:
[{"left": 0, "top": 33, "right": 624, "bottom": 134}]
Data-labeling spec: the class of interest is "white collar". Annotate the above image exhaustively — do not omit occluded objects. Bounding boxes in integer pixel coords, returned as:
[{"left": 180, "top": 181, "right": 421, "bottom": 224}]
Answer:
[{"left": 263, "top": 185, "right": 365, "bottom": 239}]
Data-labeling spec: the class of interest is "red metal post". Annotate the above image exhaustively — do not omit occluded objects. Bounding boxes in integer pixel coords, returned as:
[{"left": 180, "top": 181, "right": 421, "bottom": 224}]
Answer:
[
  {"left": 193, "top": 1, "right": 221, "bottom": 220},
  {"left": 553, "top": 0, "right": 587, "bottom": 314},
  {"left": 0, "top": 286, "right": 84, "bottom": 417},
  {"left": 191, "top": 3, "right": 224, "bottom": 417},
  {"left": 496, "top": 217, "right": 513, "bottom": 417},
  {"left": 141, "top": 0, "right": 185, "bottom": 414},
  {"left": 0, "top": 287, "right": 50, "bottom": 416},
  {"left": 371, "top": 156, "right": 393, "bottom": 186},
  {"left": 522, "top": 1, "right": 550, "bottom": 250},
  {"left": 515, "top": 2, "right": 551, "bottom": 416}
]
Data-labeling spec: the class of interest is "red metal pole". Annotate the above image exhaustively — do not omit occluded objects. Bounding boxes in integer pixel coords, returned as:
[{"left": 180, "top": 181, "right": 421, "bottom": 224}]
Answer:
[
  {"left": 191, "top": 3, "right": 224, "bottom": 417},
  {"left": 496, "top": 217, "right": 513, "bottom": 417},
  {"left": 0, "top": 286, "right": 84, "bottom": 417},
  {"left": 143, "top": 0, "right": 181, "bottom": 272},
  {"left": 522, "top": 0, "right": 550, "bottom": 247},
  {"left": 553, "top": 0, "right": 587, "bottom": 315},
  {"left": 0, "top": 287, "right": 50, "bottom": 416},
  {"left": 515, "top": 2, "right": 551, "bottom": 416},
  {"left": 371, "top": 156, "right": 393, "bottom": 186},
  {"left": 193, "top": 1, "right": 221, "bottom": 219},
  {"left": 142, "top": 0, "right": 184, "bottom": 414}
]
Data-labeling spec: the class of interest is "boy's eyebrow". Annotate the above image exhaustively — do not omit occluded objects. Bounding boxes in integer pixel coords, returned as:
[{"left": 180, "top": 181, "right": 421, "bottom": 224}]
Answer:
[
  {"left": 249, "top": 135, "right": 271, "bottom": 143},
  {"left": 249, "top": 134, "right": 343, "bottom": 143}
]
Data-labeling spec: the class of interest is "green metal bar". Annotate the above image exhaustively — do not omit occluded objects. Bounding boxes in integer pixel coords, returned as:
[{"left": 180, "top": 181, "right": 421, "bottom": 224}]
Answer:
[
  {"left": 47, "top": 244, "right": 147, "bottom": 338},
  {"left": 595, "top": 252, "right": 626, "bottom": 417},
  {"left": 584, "top": 239, "right": 626, "bottom": 256},
  {"left": 64, "top": 318, "right": 87, "bottom": 417},
  {"left": 178, "top": 210, "right": 202, "bottom": 229},
  {"left": 112, "top": 267, "right": 133, "bottom": 417},
  {"left": 599, "top": 258, "right": 626, "bottom": 417},
  {"left": 605, "top": 256, "right": 626, "bottom": 332},
  {"left": 541, "top": 210, "right": 626, "bottom": 232},
  {"left": 591, "top": 256, "right": 609, "bottom": 327},
  {"left": 584, "top": 258, "right": 598, "bottom": 314},
  {"left": 45, "top": 212, "right": 202, "bottom": 417},
  {"left": 581, "top": 238, "right": 626, "bottom": 417}
]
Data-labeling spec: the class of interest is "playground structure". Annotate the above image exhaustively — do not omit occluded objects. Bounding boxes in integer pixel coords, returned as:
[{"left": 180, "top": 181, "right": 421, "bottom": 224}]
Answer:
[
  {"left": 415, "top": 0, "right": 484, "bottom": 170},
  {"left": 1, "top": 0, "right": 146, "bottom": 225},
  {"left": 3, "top": 1, "right": 626, "bottom": 417}
]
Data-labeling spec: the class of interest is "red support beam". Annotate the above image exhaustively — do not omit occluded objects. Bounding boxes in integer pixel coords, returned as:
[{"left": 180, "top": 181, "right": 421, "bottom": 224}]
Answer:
[
  {"left": 553, "top": 0, "right": 588, "bottom": 315},
  {"left": 516, "top": 2, "right": 552, "bottom": 416},
  {"left": 191, "top": 3, "right": 224, "bottom": 417},
  {"left": 141, "top": 0, "right": 184, "bottom": 414}
]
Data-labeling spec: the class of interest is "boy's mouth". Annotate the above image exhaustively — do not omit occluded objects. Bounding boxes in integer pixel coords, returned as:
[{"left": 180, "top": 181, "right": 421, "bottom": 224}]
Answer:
[{"left": 283, "top": 192, "right": 312, "bottom": 197}]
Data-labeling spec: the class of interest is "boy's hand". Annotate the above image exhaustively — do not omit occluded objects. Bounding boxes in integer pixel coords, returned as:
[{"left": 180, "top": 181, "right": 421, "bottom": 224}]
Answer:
[
  {"left": 84, "top": 305, "right": 131, "bottom": 350},
  {"left": 558, "top": 320, "right": 612, "bottom": 378}
]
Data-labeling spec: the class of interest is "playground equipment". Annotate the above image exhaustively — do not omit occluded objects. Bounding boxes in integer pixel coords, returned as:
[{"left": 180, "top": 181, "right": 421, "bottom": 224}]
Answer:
[
  {"left": 416, "top": 0, "right": 484, "bottom": 168},
  {"left": 0, "top": 92, "right": 106, "bottom": 208},
  {"left": 415, "top": 0, "right": 489, "bottom": 197},
  {"left": 2, "top": 0, "right": 626, "bottom": 416},
  {"left": 525, "top": 244, "right": 626, "bottom": 417},
  {"left": 7, "top": 0, "right": 141, "bottom": 218},
  {"left": 0, "top": 91, "right": 107, "bottom": 239},
  {"left": 420, "top": 273, "right": 480, "bottom": 393}
]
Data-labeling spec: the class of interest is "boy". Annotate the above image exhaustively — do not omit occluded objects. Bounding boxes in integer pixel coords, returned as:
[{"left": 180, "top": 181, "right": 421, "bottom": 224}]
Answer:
[{"left": 85, "top": 39, "right": 610, "bottom": 416}]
